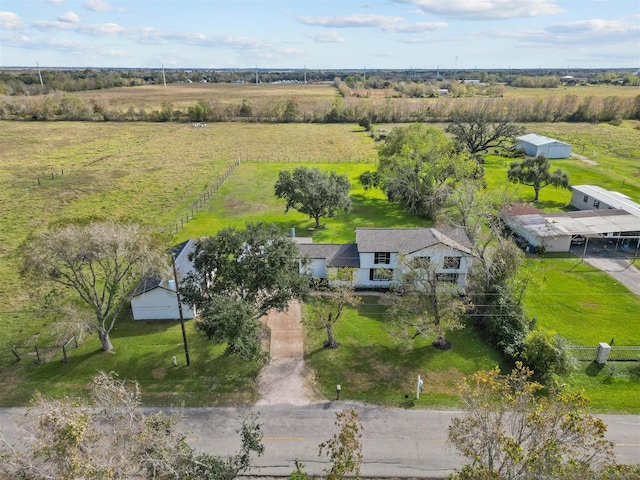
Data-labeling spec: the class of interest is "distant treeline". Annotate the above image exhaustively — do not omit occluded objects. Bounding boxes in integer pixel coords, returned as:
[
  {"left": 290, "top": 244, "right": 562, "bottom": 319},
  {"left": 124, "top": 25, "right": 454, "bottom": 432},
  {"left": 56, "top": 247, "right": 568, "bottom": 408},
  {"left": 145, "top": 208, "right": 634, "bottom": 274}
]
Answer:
[
  {"left": 1, "top": 67, "right": 638, "bottom": 95},
  {"left": 1, "top": 89, "right": 638, "bottom": 124}
]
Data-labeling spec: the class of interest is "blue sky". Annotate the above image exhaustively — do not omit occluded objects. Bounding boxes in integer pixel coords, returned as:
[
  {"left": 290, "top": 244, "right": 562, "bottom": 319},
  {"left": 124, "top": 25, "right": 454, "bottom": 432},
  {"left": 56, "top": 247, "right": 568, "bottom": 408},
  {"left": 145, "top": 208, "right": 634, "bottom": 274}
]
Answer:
[{"left": 1, "top": 0, "right": 638, "bottom": 69}]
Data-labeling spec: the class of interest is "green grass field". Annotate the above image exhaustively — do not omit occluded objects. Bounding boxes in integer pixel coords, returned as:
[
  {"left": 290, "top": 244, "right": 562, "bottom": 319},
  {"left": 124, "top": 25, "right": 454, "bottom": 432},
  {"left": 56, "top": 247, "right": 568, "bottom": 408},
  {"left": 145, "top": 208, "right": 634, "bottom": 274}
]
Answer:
[{"left": 1, "top": 115, "right": 639, "bottom": 411}]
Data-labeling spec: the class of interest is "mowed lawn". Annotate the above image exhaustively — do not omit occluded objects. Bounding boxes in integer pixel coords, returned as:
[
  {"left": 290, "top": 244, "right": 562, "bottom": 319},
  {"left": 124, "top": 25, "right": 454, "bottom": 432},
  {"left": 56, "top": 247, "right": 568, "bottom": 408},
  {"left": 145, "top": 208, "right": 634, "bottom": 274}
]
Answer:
[{"left": 0, "top": 119, "right": 639, "bottom": 411}]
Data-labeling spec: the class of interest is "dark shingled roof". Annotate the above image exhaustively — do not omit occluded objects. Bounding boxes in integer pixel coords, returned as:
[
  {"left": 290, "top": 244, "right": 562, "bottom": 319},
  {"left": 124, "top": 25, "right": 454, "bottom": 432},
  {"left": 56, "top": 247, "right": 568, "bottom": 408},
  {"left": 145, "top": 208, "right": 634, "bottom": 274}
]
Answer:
[
  {"left": 298, "top": 243, "right": 360, "bottom": 267},
  {"left": 355, "top": 228, "right": 471, "bottom": 255}
]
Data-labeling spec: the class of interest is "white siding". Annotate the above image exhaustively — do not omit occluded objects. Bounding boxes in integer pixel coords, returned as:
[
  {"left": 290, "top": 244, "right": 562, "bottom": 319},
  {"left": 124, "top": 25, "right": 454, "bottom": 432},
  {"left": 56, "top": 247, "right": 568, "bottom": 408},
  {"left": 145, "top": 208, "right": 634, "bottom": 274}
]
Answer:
[{"left": 131, "top": 288, "right": 196, "bottom": 320}]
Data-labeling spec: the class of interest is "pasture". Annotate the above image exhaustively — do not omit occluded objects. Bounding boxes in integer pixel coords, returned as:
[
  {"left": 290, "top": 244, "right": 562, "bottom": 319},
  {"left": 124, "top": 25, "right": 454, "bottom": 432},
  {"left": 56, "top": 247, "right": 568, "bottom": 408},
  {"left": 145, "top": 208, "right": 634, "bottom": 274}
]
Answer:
[{"left": 0, "top": 110, "right": 638, "bottom": 410}]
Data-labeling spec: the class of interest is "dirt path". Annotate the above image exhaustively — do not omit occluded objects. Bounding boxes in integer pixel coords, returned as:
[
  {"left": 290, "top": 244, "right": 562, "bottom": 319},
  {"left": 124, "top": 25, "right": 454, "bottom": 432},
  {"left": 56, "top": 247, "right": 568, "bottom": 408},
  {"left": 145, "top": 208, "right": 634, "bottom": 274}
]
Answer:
[
  {"left": 571, "top": 152, "right": 598, "bottom": 165},
  {"left": 256, "top": 300, "right": 317, "bottom": 405}
]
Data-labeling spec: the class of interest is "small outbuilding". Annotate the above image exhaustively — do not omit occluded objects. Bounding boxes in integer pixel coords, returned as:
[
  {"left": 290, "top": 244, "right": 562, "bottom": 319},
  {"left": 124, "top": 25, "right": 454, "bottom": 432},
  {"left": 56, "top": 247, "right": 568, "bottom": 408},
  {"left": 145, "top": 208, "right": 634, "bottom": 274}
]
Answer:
[
  {"left": 130, "top": 240, "right": 197, "bottom": 321},
  {"left": 515, "top": 134, "right": 571, "bottom": 159}
]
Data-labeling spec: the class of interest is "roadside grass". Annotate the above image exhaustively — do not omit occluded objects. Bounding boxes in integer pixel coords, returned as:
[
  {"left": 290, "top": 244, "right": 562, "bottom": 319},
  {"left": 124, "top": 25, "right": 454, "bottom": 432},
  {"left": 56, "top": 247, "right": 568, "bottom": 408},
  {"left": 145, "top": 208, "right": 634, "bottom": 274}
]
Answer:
[
  {"left": 522, "top": 256, "right": 640, "bottom": 346},
  {"left": 566, "top": 363, "right": 640, "bottom": 413},
  {"left": 1, "top": 312, "right": 261, "bottom": 407},
  {"left": 303, "top": 296, "right": 507, "bottom": 408}
]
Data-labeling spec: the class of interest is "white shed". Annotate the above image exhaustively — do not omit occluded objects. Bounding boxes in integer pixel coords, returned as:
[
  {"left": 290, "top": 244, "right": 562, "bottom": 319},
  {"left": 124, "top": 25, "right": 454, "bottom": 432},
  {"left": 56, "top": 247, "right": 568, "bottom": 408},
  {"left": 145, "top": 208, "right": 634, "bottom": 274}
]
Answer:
[
  {"left": 130, "top": 240, "right": 197, "bottom": 321},
  {"left": 516, "top": 134, "right": 571, "bottom": 159}
]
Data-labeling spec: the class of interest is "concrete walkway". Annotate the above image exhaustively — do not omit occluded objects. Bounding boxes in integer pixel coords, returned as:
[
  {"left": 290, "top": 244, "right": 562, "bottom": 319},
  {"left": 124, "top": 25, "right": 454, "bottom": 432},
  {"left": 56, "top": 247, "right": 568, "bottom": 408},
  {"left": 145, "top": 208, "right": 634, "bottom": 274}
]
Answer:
[{"left": 256, "top": 301, "right": 316, "bottom": 405}]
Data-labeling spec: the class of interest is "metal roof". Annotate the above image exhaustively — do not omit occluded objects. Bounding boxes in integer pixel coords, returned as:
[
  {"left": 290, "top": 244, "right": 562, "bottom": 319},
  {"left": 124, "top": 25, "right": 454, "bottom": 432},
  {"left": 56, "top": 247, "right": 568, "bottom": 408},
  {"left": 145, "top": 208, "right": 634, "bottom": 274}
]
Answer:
[
  {"left": 572, "top": 185, "right": 640, "bottom": 218},
  {"left": 516, "top": 133, "right": 570, "bottom": 147},
  {"left": 503, "top": 208, "right": 639, "bottom": 238}
]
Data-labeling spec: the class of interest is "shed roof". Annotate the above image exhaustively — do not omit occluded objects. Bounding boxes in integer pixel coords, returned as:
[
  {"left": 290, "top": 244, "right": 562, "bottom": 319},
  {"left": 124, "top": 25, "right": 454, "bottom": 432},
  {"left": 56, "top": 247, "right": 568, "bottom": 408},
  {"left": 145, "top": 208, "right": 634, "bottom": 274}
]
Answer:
[
  {"left": 355, "top": 228, "right": 471, "bottom": 255},
  {"left": 133, "top": 239, "right": 196, "bottom": 297},
  {"left": 516, "top": 133, "right": 570, "bottom": 147}
]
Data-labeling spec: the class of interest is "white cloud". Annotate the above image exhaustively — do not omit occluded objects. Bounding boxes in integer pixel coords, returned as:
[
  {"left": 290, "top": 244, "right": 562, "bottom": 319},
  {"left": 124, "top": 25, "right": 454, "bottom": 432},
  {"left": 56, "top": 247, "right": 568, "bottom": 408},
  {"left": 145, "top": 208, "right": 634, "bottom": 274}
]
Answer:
[
  {"left": 382, "top": 21, "right": 447, "bottom": 33},
  {"left": 84, "top": 0, "right": 115, "bottom": 12},
  {"left": 493, "top": 18, "right": 639, "bottom": 45},
  {"left": 299, "top": 13, "right": 404, "bottom": 28},
  {"left": 58, "top": 11, "right": 80, "bottom": 24},
  {"left": 0, "top": 11, "right": 25, "bottom": 30},
  {"left": 306, "top": 31, "right": 345, "bottom": 43},
  {"left": 394, "top": 0, "right": 565, "bottom": 20}
]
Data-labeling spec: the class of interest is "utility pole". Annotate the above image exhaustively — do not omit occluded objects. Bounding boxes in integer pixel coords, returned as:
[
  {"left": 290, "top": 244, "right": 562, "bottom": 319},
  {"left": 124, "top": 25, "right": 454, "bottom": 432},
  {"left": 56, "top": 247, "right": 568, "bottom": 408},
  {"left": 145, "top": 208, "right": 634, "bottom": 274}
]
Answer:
[{"left": 172, "top": 253, "right": 190, "bottom": 366}]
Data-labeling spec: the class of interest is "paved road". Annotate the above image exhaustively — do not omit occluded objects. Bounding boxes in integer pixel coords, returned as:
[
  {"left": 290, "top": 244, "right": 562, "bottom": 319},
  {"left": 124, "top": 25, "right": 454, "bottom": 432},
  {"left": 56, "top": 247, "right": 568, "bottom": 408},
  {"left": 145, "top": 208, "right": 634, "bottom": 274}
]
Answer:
[{"left": 2, "top": 404, "right": 638, "bottom": 478}]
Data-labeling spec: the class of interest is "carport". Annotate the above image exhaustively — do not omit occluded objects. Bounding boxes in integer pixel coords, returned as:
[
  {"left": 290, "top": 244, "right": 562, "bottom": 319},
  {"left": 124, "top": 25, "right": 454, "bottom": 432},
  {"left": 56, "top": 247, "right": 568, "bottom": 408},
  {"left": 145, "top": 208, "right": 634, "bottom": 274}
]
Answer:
[{"left": 500, "top": 206, "right": 640, "bottom": 253}]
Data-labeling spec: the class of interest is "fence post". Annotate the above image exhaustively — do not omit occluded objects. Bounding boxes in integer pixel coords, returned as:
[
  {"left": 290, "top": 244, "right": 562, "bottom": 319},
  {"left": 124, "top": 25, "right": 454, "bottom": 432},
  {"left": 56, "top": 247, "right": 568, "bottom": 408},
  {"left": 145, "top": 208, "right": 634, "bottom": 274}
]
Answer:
[
  {"left": 12, "top": 346, "right": 21, "bottom": 361},
  {"left": 595, "top": 342, "right": 611, "bottom": 365},
  {"left": 35, "top": 345, "right": 40, "bottom": 363},
  {"left": 62, "top": 344, "right": 68, "bottom": 363}
]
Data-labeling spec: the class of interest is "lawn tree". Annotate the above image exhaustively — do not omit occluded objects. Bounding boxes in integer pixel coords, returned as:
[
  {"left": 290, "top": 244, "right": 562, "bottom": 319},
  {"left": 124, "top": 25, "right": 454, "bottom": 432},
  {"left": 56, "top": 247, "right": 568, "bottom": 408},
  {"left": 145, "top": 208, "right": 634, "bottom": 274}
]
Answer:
[
  {"left": 21, "top": 218, "right": 166, "bottom": 352},
  {"left": 274, "top": 167, "right": 352, "bottom": 228},
  {"left": 388, "top": 255, "right": 467, "bottom": 350},
  {"left": 311, "top": 268, "right": 362, "bottom": 349},
  {"left": 443, "top": 186, "right": 531, "bottom": 359},
  {"left": 448, "top": 363, "right": 616, "bottom": 480},
  {"left": 359, "top": 124, "right": 478, "bottom": 218},
  {"left": 318, "top": 409, "right": 364, "bottom": 480},
  {"left": 507, "top": 154, "right": 570, "bottom": 201},
  {"left": 0, "top": 371, "right": 264, "bottom": 480},
  {"left": 445, "top": 110, "right": 525, "bottom": 159},
  {"left": 181, "top": 222, "right": 310, "bottom": 360}
]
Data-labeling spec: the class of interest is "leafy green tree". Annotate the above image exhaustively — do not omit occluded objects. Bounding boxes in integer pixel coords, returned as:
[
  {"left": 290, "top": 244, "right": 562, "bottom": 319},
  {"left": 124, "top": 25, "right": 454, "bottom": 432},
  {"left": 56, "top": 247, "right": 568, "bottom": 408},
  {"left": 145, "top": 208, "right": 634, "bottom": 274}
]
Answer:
[
  {"left": 310, "top": 268, "right": 362, "bottom": 349},
  {"left": 362, "top": 124, "right": 477, "bottom": 218},
  {"left": 388, "top": 255, "right": 467, "bottom": 349},
  {"left": 521, "top": 328, "right": 573, "bottom": 385},
  {"left": 283, "top": 96, "right": 300, "bottom": 122},
  {"left": 446, "top": 110, "right": 525, "bottom": 157},
  {"left": 318, "top": 409, "right": 364, "bottom": 480},
  {"left": 0, "top": 372, "right": 263, "bottom": 480},
  {"left": 21, "top": 218, "right": 166, "bottom": 352},
  {"left": 275, "top": 167, "right": 352, "bottom": 228},
  {"left": 507, "top": 154, "right": 570, "bottom": 201},
  {"left": 448, "top": 363, "right": 615, "bottom": 480},
  {"left": 181, "top": 222, "right": 310, "bottom": 360}
]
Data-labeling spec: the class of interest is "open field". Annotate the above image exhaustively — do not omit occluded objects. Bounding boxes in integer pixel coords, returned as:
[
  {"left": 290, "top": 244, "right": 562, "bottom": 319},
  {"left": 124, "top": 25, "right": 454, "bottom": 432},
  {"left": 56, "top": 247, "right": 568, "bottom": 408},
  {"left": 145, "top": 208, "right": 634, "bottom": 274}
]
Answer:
[{"left": 1, "top": 118, "right": 639, "bottom": 411}]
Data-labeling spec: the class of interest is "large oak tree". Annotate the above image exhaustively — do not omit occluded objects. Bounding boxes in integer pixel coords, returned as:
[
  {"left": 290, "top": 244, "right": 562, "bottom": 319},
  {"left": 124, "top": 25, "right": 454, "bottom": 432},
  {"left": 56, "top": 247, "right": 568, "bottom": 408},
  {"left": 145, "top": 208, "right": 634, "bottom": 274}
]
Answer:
[
  {"left": 360, "top": 124, "right": 478, "bottom": 218},
  {"left": 181, "top": 222, "right": 310, "bottom": 360},
  {"left": 21, "top": 218, "right": 165, "bottom": 352},
  {"left": 275, "top": 167, "right": 351, "bottom": 228}
]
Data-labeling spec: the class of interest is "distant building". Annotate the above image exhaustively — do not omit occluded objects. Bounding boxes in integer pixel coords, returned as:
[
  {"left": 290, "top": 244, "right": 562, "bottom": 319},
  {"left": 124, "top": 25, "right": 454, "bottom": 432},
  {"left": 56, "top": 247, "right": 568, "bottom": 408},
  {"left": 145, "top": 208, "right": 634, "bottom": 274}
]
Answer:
[{"left": 515, "top": 134, "right": 571, "bottom": 159}]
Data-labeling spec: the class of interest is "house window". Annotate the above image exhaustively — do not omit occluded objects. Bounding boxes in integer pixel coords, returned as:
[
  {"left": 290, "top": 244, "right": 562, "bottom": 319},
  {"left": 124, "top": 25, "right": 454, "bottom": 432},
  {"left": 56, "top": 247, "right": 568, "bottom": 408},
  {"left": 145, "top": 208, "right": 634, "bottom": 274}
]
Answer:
[
  {"left": 443, "top": 256, "right": 462, "bottom": 269},
  {"left": 374, "top": 252, "right": 391, "bottom": 264},
  {"left": 436, "top": 273, "right": 459, "bottom": 284},
  {"left": 370, "top": 268, "right": 393, "bottom": 282},
  {"left": 582, "top": 195, "right": 589, "bottom": 203},
  {"left": 410, "top": 257, "right": 431, "bottom": 269},
  {"left": 593, "top": 200, "right": 600, "bottom": 208}
]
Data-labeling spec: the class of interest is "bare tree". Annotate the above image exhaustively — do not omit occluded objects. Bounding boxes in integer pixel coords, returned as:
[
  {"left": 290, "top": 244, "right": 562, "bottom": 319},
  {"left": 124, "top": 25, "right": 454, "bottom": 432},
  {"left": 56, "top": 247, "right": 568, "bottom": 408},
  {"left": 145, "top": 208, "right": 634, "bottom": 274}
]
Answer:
[
  {"left": 318, "top": 409, "right": 364, "bottom": 480},
  {"left": 388, "top": 256, "right": 467, "bottom": 350},
  {"left": 21, "top": 219, "right": 166, "bottom": 351},
  {"left": 448, "top": 363, "right": 615, "bottom": 480},
  {"left": 0, "top": 371, "right": 264, "bottom": 480},
  {"left": 446, "top": 110, "right": 525, "bottom": 158},
  {"left": 311, "top": 268, "right": 362, "bottom": 349}
]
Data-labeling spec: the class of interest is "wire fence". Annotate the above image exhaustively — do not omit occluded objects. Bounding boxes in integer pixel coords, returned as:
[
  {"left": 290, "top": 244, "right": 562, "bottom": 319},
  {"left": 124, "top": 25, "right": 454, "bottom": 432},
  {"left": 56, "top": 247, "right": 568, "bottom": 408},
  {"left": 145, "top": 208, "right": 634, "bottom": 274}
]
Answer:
[
  {"left": 164, "top": 158, "right": 241, "bottom": 235},
  {"left": 12, "top": 335, "right": 79, "bottom": 364},
  {"left": 567, "top": 345, "right": 640, "bottom": 362}
]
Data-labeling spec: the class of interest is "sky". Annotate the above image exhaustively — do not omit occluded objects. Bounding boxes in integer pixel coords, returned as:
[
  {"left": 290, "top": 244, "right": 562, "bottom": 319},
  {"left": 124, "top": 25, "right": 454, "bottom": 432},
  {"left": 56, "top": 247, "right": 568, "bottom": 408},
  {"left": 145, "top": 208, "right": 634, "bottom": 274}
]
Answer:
[{"left": 1, "top": 0, "right": 639, "bottom": 70}]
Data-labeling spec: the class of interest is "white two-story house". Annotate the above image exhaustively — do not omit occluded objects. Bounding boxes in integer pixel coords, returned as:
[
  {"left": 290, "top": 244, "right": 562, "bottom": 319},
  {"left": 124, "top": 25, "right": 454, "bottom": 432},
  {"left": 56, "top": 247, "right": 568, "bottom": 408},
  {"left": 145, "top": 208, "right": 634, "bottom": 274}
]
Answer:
[{"left": 298, "top": 227, "right": 473, "bottom": 289}]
